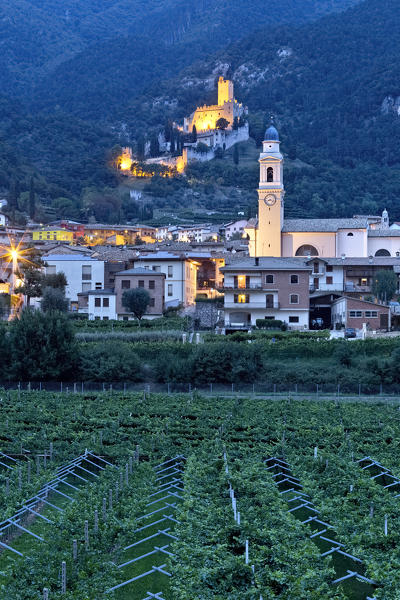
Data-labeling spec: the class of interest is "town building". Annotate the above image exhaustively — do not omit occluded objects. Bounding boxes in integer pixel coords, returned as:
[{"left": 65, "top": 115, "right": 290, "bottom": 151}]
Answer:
[
  {"left": 114, "top": 268, "right": 165, "bottom": 319},
  {"left": 331, "top": 296, "right": 390, "bottom": 331},
  {"left": 245, "top": 121, "right": 400, "bottom": 259},
  {"left": 221, "top": 257, "right": 312, "bottom": 330},
  {"left": 78, "top": 289, "right": 117, "bottom": 320},
  {"left": 133, "top": 252, "right": 199, "bottom": 307},
  {"left": 45, "top": 254, "right": 105, "bottom": 310},
  {"left": 32, "top": 227, "right": 74, "bottom": 243},
  {"left": 223, "top": 220, "right": 248, "bottom": 240}
]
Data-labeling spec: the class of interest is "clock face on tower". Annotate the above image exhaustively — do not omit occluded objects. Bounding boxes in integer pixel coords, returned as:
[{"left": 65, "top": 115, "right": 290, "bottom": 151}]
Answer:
[{"left": 264, "top": 194, "right": 276, "bottom": 206}]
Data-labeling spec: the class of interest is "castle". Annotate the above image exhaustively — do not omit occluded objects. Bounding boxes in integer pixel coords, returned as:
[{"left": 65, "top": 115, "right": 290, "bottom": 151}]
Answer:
[
  {"left": 182, "top": 77, "right": 248, "bottom": 148},
  {"left": 245, "top": 121, "right": 400, "bottom": 259}
]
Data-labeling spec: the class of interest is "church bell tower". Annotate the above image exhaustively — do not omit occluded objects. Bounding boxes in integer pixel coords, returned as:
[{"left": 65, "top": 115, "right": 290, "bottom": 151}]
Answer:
[{"left": 248, "top": 119, "right": 284, "bottom": 257}]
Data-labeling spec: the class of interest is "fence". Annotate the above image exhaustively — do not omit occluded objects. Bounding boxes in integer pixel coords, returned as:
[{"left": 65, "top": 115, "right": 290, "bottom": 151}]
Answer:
[{"left": 3, "top": 381, "right": 400, "bottom": 400}]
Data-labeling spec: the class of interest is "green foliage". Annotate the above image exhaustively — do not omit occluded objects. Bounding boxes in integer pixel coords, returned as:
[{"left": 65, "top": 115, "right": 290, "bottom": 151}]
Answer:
[
  {"left": 79, "top": 341, "right": 142, "bottom": 381},
  {"left": 372, "top": 270, "right": 398, "bottom": 302},
  {"left": 256, "top": 318, "right": 283, "bottom": 329},
  {"left": 216, "top": 117, "right": 229, "bottom": 130},
  {"left": 122, "top": 288, "right": 151, "bottom": 320},
  {"left": 9, "top": 309, "right": 78, "bottom": 380},
  {"left": 41, "top": 287, "right": 69, "bottom": 313}
]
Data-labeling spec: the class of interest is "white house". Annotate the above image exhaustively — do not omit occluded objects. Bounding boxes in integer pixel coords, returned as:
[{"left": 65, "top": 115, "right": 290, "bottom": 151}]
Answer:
[
  {"left": 133, "top": 252, "right": 199, "bottom": 306},
  {"left": 224, "top": 220, "right": 248, "bottom": 240},
  {"left": 45, "top": 254, "right": 105, "bottom": 310}
]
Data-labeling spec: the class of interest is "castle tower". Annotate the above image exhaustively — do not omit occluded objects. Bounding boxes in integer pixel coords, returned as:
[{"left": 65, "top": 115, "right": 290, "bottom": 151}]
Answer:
[
  {"left": 248, "top": 119, "right": 284, "bottom": 257},
  {"left": 218, "top": 77, "right": 234, "bottom": 106}
]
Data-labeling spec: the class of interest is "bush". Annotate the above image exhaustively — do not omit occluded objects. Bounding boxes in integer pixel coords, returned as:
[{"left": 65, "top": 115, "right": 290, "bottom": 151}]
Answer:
[
  {"left": 79, "top": 342, "right": 143, "bottom": 382},
  {"left": 256, "top": 318, "right": 283, "bottom": 329}
]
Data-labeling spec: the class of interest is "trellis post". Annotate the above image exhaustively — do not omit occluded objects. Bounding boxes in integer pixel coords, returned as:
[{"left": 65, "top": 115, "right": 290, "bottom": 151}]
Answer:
[
  {"left": 245, "top": 539, "right": 249, "bottom": 564},
  {"left": 61, "top": 561, "right": 66, "bottom": 593},
  {"left": 384, "top": 514, "right": 388, "bottom": 536},
  {"left": 5, "top": 477, "right": 9, "bottom": 496},
  {"left": 43, "top": 588, "right": 49, "bottom": 600},
  {"left": 102, "top": 497, "right": 107, "bottom": 521},
  {"left": 125, "top": 463, "right": 129, "bottom": 486},
  {"left": 129, "top": 456, "right": 133, "bottom": 474},
  {"left": 18, "top": 467, "right": 22, "bottom": 490},
  {"left": 84, "top": 520, "right": 89, "bottom": 550},
  {"left": 36, "top": 455, "right": 40, "bottom": 475},
  {"left": 73, "top": 539, "right": 77, "bottom": 560},
  {"left": 109, "top": 489, "right": 113, "bottom": 511},
  {"left": 94, "top": 510, "right": 98, "bottom": 533}
]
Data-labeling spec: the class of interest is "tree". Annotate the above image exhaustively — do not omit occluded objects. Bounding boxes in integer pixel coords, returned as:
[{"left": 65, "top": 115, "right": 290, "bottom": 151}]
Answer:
[
  {"left": 233, "top": 144, "right": 240, "bottom": 165},
  {"left": 192, "top": 125, "right": 197, "bottom": 143},
  {"left": 136, "top": 136, "right": 145, "bottom": 161},
  {"left": 372, "top": 270, "right": 398, "bottom": 303},
  {"left": 41, "top": 287, "right": 69, "bottom": 312},
  {"left": 195, "top": 142, "right": 209, "bottom": 155},
  {"left": 29, "top": 177, "right": 36, "bottom": 220},
  {"left": 232, "top": 117, "right": 239, "bottom": 131},
  {"left": 122, "top": 288, "right": 150, "bottom": 321},
  {"left": 170, "top": 131, "right": 175, "bottom": 154},
  {"left": 9, "top": 309, "right": 78, "bottom": 380},
  {"left": 16, "top": 266, "right": 43, "bottom": 305},
  {"left": 41, "top": 272, "right": 68, "bottom": 291},
  {"left": 150, "top": 135, "right": 160, "bottom": 157},
  {"left": 216, "top": 117, "right": 229, "bottom": 130}
]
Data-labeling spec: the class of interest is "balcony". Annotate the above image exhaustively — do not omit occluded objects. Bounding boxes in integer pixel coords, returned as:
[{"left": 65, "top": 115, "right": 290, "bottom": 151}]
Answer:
[
  {"left": 225, "top": 301, "right": 280, "bottom": 309},
  {"left": 345, "top": 283, "right": 372, "bottom": 293},
  {"left": 220, "top": 285, "right": 263, "bottom": 291}
]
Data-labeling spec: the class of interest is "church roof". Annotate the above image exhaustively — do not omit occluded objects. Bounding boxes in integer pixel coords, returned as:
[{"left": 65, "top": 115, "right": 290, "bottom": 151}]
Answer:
[
  {"left": 264, "top": 124, "right": 279, "bottom": 141},
  {"left": 221, "top": 257, "right": 311, "bottom": 271},
  {"left": 368, "top": 229, "right": 400, "bottom": 237},
  {"left": 282, "top": 218, "right": 368, "bottom": 233}
]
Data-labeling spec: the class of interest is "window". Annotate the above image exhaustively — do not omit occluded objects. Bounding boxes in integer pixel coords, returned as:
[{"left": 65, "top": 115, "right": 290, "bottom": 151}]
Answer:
[
  {"left": 149, "top": 297, "right": 155, "bottom": 307},
  {"left": 94, "top": 297, "right": 101, "bottom": 307},
  {"left": 121, "top": 280, "right": 130, "bottom": 289},
  {"left": 138, "top": 280, "right": 145, "bottom": 288},
  {"left": 326, "top": 276, "right": 333, "bottom": 285},
  {"left": 95, "top": 282, "right": 102, "bottom": 289},
  {"left": 347, "top": 232, "right": 354, "bottom": 237},
  {"left": 234, "top": 294, "right": 249, "bottom": 304},
  {"left": 365, "top": 310, "right": 378, "bottom": 318},
  {"left": 290, "top": 294, "right": 299, "bottom": 304},
  {"left": 103, "top": 316, "right": 109, "bottom": 321},
  {"left": 152, "top": 265, "right": 161, "bottom": 272},
  {"left": 375, "top": 249, "right": 391, "bottom": 257},
  {"left": 290, "top": 274, "right": 299, "bottom": 284},
  {"left": 46, "top": 266, "right": 56, "bottom": 275},
  {"left": 94, "top": 316, "right": 101, "bottom": 320},
  {"left": 295, "top": 245, "right": 318, "bottom": 257},
  {"left": 82, "top": 265, "right": 92, "bottom": 280},
  {"left": 289, "top": 316, "right": 299, "bottom": 323},
  {"left": 167, "top": 265, "right": 173, "bottom": 277},
  {"left": 266, "top": 294, "right": 275, "bottom": 308},
  {"left": 149, "top": 280, "right": 155, "bottom": 290},
  {"left": 266, "top": 274, "right": 274, "bottom": 284},
  {"left": 326, "top": 265, "right": 333, "bottom": 272},
  {"left": 360, "top": 278, "right": 368, "bottom": 286},
  {"left": 103, "top": 298, "right": 109, "bottom": 308},
  {"left": 168, "top": 284, "right": 173, "bottom": 297},
  {"left": 267, "top": 167, "right": 274, "bottom": 182},
  {"left": 82, "top": 282, "right": 91, "bottom": 292},
  {"left": 123, "top": 316, "right": 129, "bottom": 321},
  {"left": 313, "top": 262, "right": 319, "bottom": 274},
  {"left": 349, "top": 310, "right": 362, "bottom": 317}
]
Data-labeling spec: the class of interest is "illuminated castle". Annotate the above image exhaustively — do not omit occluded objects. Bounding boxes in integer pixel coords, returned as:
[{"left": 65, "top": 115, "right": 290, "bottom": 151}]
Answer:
[{"left": 183, "top": 77, "right": 246, "bottom": 138}]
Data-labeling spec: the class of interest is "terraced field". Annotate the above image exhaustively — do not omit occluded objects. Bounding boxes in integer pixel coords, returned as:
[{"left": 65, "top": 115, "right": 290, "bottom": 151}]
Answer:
[{"left": 0, "top": 390, "right": 399, "bottom": 598}]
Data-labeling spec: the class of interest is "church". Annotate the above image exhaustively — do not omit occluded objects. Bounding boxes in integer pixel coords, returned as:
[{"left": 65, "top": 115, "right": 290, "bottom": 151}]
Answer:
[{"left": 245, "top": 122, "right": 400, "bottom": 259}]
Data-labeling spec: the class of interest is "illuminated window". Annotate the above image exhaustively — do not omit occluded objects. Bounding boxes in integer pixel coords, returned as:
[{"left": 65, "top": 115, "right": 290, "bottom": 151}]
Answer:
[
  {"left": 360, "top": 278, "right": 368, "bottom": 286},
  {"left": 237, "top": 275, "right": 246, "bottom": 289},
  {"left": 234, "top": 294, "right": 249, "bottom": 303}
]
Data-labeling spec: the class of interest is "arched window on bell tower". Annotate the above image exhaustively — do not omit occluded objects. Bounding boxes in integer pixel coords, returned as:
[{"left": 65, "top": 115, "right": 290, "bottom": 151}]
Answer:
[{"left": 267, "top": 167, "right": 274, "bottom": 182}]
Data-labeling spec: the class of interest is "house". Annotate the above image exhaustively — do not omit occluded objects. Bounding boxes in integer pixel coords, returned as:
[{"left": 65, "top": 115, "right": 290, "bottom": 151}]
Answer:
[
  {"left": 224, "top": 220, "right": 248, "bottom": 240},
  {"left": 331, "top": 296, "right": 390, "bottom": 331},
  {"left": 78, "top": 290, "right": 117, "bottom": 320},
  {"left": 114, "top": 268, "right": 165, "bottom": 319},
  {"left": 221, "top": 257, "right": 312, "bottom": 329},
  {"left": 133, "top": 252, "right": 199, "bottom": 307},
  {"left": 32, "top": 227, "right": 74, "bottom": 243},
  {"left": 44, "top": 254, "right": 105, "bottom": 310}
]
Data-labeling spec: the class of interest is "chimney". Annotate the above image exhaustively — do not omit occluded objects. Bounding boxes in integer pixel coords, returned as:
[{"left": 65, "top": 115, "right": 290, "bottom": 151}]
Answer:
[{"left": 255, "top": 257, "right": 259, "bottom": 266}]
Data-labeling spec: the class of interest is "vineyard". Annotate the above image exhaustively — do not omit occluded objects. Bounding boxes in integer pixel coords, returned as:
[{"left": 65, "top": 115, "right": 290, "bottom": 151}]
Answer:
[{"left": 0, "top": 390, "right": 399, "bottom": 599}]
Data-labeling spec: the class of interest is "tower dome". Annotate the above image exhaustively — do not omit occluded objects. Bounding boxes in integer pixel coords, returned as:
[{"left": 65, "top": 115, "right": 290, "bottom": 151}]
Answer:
[{"left": 264, "top": 118, "right": 279, "bottom": 141}]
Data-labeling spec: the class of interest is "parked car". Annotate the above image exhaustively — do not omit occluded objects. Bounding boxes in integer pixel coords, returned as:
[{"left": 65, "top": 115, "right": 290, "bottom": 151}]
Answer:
[{"left": 344, "top": 327, "right": 356, "bottom": 338}]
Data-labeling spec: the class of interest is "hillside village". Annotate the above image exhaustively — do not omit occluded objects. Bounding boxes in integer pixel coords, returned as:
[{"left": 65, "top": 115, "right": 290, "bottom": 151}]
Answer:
[{"left": 1, "top": 118, "right": 400, "bottom": 334}]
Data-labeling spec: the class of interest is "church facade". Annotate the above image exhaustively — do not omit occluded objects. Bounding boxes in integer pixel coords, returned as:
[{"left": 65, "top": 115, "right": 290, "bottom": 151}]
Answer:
[{"left": 245, "top": 123, "right": 400, "bottom": 259}]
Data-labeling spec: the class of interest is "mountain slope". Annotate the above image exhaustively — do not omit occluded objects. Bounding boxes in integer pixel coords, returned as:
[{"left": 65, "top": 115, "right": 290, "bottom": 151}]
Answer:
[{"left": 28, "top": 0, "right": 361, "bottom": 118}]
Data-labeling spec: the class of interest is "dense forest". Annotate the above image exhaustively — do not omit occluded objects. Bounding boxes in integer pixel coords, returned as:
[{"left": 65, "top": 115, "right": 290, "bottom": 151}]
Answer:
[{"left": 4, "top": 0, "right": 400, "bottom": 223}]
